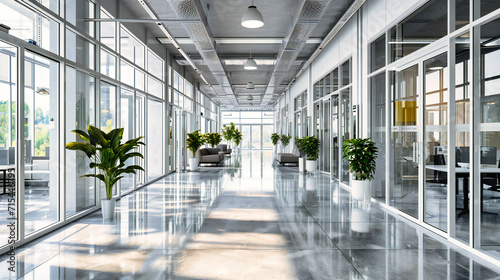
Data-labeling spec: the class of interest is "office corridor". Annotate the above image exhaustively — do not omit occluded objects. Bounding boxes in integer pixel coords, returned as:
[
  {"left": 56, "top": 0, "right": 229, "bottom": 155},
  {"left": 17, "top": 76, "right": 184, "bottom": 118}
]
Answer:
[{"left": 1, "top": 150, "right": 500, "bottom": 279}]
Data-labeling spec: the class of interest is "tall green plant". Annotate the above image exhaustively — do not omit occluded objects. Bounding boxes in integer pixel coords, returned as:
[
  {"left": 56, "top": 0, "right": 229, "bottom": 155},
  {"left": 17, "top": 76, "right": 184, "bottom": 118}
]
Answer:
[
  {"left": 233, "top": 130, "right": 242, "bottom": 147},
  {"left": 187, "top": 130, "right": 205, "bottom": 158},
  {"left": 222, "top": 122, "right": 236, "bottom": 144},
  {"left": 280, "top": 134, "right": 291, "bottom": 148},
  {"left": 271, "top": 133, "right": 280, "bottom": 146},
  {"left": 204, "top": 132, "right": 222, "bottom": 148},
  {"left": 342, "top": 138, "right": 378, "bottom": 181},
  {"left": 65, "top": 125, "right": 145, "bottom": 200},
  {"left": 302, "top": 136, "right": 320, "bottom": 160}
]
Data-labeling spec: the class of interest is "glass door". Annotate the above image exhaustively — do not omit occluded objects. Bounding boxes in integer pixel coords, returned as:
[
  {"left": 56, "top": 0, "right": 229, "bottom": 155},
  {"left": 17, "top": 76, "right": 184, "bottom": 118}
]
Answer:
[
  {"left": 340, "top": 89, "right": 352, "bottom": 184},
  {"left": 174, "top": 108, "right": 186, "bottom": 171},
  {"left": 423, "top": 53, "right": 448, "bottom": 232},
  {"left": 331, "top": 95, "right": 339, "bottom": 180},
  {"left": 251, "top": 125, "right": 261, "bottom": 149},
  {"left": 120, "top": 88, "right": 134, "bottom": 194},
  {"left": 24, "top": 51, "right": 60, "bottom": 235},
  {"left": 135, "top": 93, "right": 145, "bottom": 185},
  {"left": 0, "top": 41, "right": 17, "bottom": 245},
  {"left": 390, "top": 64, "right": 420, "bottom": 219},
  {"left": 321, "top": 100, "right": 331, "bottom": 173}
]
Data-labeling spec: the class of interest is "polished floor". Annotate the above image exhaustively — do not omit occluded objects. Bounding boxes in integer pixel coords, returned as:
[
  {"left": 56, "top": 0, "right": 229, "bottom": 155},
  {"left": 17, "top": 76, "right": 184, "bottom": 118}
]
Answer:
[{"left": 1, "top": 150, "right": 500, "bottom": 279}]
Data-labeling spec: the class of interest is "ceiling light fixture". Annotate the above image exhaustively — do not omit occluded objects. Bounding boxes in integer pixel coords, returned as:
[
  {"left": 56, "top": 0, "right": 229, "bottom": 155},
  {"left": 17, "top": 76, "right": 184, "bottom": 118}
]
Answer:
[
  {"left": 36, "top": 87, "right": 49, "bottom": 95},
  {"left": 246, "top": 82, "right": 255, "bottom": 89},
  {"left": 244, "top": 52, "right": 257, "bottom": 70},
  {"left": 247, "top": 95, "right": 254, "bottom": 101},
  {"left": 241, "top": 1, "right": 264, "bottom": 28}
]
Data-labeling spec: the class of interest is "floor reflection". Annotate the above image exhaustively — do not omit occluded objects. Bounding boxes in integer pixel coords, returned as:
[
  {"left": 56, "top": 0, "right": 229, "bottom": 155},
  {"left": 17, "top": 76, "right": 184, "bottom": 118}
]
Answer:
[{"left": 0, "top": 150, "right": 498, "bottom": 279}]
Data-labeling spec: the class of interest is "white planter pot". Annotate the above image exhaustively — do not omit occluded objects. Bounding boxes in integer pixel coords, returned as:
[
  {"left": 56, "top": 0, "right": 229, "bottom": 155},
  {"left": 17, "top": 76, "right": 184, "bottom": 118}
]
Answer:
[
  {"left": 189, "top": 157, "right": 199, "bottom": 171},
  {"left": 306, "top": 160, "right": 317, "bottom": 173},
  {"left": 101, "top": 198, "right": 116, "bottom": 220},
  {"left": 298, "top": 157, "right": 306, "bottom": 172},
  {"left": 351, "top": 179, "right": 372, "bottom": 201}
]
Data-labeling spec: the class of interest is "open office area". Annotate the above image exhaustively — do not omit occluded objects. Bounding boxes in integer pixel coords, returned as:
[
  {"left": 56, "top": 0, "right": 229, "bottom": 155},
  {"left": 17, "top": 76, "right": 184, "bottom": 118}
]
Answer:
[{"left": 0, "top": 0, "right": 500, "bottom": 279}]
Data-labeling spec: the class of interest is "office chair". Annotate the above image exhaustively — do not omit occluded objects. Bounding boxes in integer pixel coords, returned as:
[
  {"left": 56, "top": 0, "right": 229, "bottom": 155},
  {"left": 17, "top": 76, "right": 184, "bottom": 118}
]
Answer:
[
  {"left": 432, "top": 154, "right": 447, "bottom": 184},
  {"left": 481, "top": 158, "right": 500, "bottom": 192}
]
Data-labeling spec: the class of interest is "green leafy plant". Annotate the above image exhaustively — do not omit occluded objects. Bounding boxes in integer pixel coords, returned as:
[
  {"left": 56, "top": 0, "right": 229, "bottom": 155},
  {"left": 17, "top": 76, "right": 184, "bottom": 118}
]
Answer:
[
  {"left": 271, "top": 133, "right": 280, "bottom": 146},
  {"left": 222, "top": 123, "right": 236, "bottom": 144},
  {"left": 342, "top": 138, "right": 378, "bottom": 181},
  {"left": 204, "top": 132, "right": 222, "bottom": 148},
  {"left": 65, "top": 125, "right": 145, "bottom": 200},
  {"left": 187, "top": 130, "right": 205, "bottom": 158},
  {"left": 233, "top": 130, "right": 242, "bottom": 147},
  {"left": 295, "top": 137, "right": 305, "bottom": 157},
  {"left": 280, "top": 134, "right": 291, "bottom": 148},
  {"left": 302, "top": 136, "right": 320, "bottom": 160}
]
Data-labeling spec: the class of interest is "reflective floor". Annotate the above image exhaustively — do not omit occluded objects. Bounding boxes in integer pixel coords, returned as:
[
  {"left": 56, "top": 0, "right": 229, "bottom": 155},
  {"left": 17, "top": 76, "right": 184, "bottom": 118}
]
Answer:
[{"left": 1, "top": 150, "right": 500, "bottom": 279}]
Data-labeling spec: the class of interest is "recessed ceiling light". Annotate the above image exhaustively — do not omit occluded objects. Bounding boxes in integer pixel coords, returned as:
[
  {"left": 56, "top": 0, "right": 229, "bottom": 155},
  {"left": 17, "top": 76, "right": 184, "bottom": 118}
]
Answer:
[{"left": 241, "top": 3, "right": 264, "bottom": 29}]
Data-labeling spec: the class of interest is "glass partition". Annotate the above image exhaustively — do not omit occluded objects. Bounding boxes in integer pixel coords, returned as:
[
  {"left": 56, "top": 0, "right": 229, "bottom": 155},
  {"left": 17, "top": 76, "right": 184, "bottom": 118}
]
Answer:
[
  {"left": 0, "top": 41, "right": 17, "bottom": 246},
  {"left": 147, "top": 98, "right": 164, "bottom": 180},
  {"left": 390, "top": 65, "right": 420, "bottom": 218},
  {"left": 120, "top": 88, "right": 135, "bottom": 194},
  {"left": 479, "top": 18, "right": 500, "bottom": 246},
  {"left": 65, "top": 67, "right": 95, "bottom": 217},
  {"left": 371, "top": 73, "right": 387, "bottom": 202},
  {"left": 423, "top": 52, "right": 448, "bottom": 232},
  {"left": 24, "top": 52, "right": 59, "bottom": 235}
]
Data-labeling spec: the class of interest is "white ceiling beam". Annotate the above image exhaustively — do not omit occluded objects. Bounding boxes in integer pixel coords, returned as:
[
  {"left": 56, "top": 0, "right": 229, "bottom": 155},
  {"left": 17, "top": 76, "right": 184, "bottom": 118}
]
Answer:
[{"left": 157, "top": 37, "right": 323, "bottom": 45}]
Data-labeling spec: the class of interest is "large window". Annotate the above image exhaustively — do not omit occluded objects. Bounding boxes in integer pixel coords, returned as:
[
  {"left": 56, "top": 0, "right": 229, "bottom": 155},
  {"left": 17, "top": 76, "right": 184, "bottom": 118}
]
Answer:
[
  {"left": 65, "top": 67, "right": 96, "bottom": 217},
  {"left": 0, "top": 0, "right": 59, "bottom": 54}
]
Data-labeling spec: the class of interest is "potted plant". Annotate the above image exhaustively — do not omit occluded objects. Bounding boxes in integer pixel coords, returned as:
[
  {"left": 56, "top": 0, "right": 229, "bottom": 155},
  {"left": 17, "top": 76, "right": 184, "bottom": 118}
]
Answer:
[
  {"left": 271, "top": 133, "right": 280, "bottom": 160},
  {"left": 187, "top": 130, "right": 205, "bottom": 171},
  {"left": 295, "top": 137, "right": 306, "bottom": 172},
  {"left": 342, "top": 138, "right": 378, "bottom": 201},
  {"left": 233, "top": 130, "right": 242, "bottom": 153},
  {"left": 280, "top": 134, "right": 291, "bottom": 153},
  {"left": 302, "top": 136, "right": 320, "bottom": 173},
  {"left": 65, "top": 125, "right": 144, "bottom": 219},
  {"left": 203, "top": 132, "right": 222, "bottom": 148},
  {"left": 222, "top": 122, "right": 236, "bottom": 148},
  {"left": 271, "top": 133, "right": 280, "bottom": 146}
]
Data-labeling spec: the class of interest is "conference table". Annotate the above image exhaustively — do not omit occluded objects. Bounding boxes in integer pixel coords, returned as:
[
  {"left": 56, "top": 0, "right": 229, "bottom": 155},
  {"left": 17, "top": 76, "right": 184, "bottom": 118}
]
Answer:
[{"left": 426, "top": 165, "right": 500, "bottom": 217}]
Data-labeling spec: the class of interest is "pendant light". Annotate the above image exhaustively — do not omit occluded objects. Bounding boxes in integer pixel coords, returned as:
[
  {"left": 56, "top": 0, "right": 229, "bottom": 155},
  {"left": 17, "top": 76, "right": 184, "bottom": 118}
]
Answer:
[
  {"left": 247, "top": 95, "right": 254, "bottom": 101},
  {"left": 246, "top": 82, "right": 255, "bottom": 89},
  {"left": 241, "top": 1, "right": 264, "bottom": 28},
  {"left": 244, "top": 52, "right": 257, "bottom": 70}
]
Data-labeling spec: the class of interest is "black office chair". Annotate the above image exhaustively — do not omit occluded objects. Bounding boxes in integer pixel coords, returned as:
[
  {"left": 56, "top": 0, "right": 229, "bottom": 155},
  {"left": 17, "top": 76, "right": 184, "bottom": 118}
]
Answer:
[
  {"left": 433, "top": 154, "right": 447, "bottom": 183},
  {"left": 481, "top": 158, "right": 500, "bottom": 192}
]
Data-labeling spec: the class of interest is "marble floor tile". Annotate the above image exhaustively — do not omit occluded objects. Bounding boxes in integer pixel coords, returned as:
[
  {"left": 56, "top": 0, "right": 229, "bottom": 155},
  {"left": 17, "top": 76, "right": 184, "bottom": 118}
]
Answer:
[{"left": 0, "top": 150, "right": 499, "bottom": 279}]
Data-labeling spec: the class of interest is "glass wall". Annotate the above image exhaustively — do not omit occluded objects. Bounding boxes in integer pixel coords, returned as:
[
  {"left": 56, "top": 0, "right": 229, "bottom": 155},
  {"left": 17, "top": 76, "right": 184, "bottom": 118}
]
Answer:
[
  {"left": 423, "top": 52, "right": 448, "bottom": 232},
  {"left": 120, "top": 88, "right": 135, "bottom": 194},
  {"left": 221, "top": 111, "right": 274, "bottom": 150},
  {"left": 24, "top": 51, "right": 59, "bottom": 235},
  {"left": 0, "top": 0, "right": 176, "bottom": 254},
  {"left": 478, "top": 17, "right": 500, "bottom": 246},
  {"left": 0, "top": 41, "right": 17, "bottom": 247},
  {"left": 65, "top": 67, "right": 95, "bottom": 217},
  {"left": 370, "top": 73, "right": 386, "bottom": 202},
  {"left": 147, "top": 99, "right": 164, "bottom": 180}
]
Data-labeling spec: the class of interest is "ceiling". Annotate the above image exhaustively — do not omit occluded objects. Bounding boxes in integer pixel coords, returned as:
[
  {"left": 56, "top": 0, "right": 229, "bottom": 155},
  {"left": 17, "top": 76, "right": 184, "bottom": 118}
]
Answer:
[{"left": 121, "top": 0, "right": 355, "bottom": 110}]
